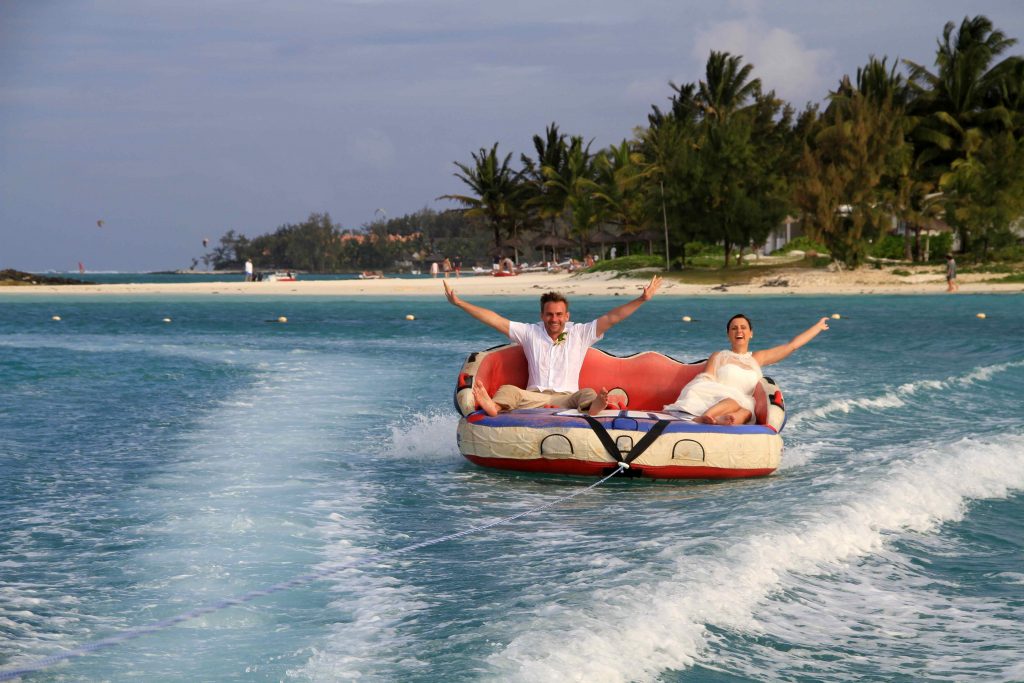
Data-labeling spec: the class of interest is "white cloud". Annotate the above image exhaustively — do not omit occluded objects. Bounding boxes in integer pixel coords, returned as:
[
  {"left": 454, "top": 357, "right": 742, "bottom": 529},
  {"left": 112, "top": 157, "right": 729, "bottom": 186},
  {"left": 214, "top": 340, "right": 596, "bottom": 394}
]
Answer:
[{"left": 693, "top": 19, "right": 835, "bottom": 106}]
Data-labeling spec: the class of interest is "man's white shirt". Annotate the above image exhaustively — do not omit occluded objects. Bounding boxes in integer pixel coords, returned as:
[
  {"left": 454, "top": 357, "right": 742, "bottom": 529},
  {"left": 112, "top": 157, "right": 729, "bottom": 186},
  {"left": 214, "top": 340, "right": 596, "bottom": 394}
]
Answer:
[{"left": 507, "top": 320, "right": 603, "bottom": 392}]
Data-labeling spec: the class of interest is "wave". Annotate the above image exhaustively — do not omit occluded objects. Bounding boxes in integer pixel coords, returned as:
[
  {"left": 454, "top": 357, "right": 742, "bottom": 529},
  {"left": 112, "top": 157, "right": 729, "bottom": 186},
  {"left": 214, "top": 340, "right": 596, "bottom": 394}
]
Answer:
[
  {"left": 791, "top": 358, "right": 1024, "bottom": 426},
  {"left": 484, "top": 431, "right": 1024, "bottom": 682},
  {"left": 736, "top": 540, "right": 1024, "bottom": 680}
]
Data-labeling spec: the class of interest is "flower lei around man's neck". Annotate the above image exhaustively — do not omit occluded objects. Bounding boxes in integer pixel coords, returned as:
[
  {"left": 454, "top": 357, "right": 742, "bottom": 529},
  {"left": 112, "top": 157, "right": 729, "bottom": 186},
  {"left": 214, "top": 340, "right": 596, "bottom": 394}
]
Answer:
[{"left": 554, "top": 331, "right": 568, "bottom": 345}]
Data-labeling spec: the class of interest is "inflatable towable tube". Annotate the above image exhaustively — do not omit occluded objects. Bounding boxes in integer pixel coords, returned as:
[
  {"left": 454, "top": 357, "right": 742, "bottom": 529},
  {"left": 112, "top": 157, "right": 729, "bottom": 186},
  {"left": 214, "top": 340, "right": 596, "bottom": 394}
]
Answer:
[{"left": 454, "top": 344, "right": 786, "bottom": 479}]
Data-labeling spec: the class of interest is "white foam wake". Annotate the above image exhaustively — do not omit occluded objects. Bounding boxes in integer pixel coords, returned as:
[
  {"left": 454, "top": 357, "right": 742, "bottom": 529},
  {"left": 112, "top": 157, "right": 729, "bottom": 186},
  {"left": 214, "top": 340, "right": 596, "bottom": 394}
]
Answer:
[
  {"left": 293, "top": 492, "right": 432, "bottom": 680},
  {"left": 791, "top": 358, "right": 1024, "bottom": 426},
  {"left": 383, "top": 410, "right": 462, "bottom": 461},
  {"left": 485, "top": 432, "right": 1024, "bottom": 682},
  {"left": 740, "top": 540, "right": 1024, "bottom": 680}
]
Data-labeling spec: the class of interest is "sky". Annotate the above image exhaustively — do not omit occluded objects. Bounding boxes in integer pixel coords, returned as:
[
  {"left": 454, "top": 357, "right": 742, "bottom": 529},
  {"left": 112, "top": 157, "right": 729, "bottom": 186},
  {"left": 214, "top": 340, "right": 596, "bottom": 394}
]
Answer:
[{"left": 2, "top": 1, "right": 1023, "bottom": 272}]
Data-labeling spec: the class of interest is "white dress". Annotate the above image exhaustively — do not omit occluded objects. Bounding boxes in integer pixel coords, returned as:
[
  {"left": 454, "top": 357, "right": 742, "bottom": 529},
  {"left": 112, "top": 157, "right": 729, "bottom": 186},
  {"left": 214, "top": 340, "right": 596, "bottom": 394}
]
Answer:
[{"left": 664, "top": 350, "right": 762, "bottom": 417}]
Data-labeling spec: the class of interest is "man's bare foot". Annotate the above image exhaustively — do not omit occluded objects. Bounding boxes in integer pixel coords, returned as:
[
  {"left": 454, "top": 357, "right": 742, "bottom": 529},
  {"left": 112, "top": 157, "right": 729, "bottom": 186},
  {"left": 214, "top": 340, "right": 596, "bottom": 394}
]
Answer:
[
  {"left": 695, "top": 414, "right": 716, "bottom": 424},
  {"left": 473, "top": 383, "right": 500, "bottom": 417},
  {"left": 716, "top": 413, "right": 737, "bottom": 425},
  {"left": 587, "top": 387, "right": 609, "bottom": 416}
]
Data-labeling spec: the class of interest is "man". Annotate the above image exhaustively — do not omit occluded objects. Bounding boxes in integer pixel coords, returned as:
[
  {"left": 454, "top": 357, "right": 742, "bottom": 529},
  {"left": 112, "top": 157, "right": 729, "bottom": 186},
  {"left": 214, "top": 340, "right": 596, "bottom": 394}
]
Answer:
[
  {"left": 244, "top": 258, "right": 254, "bottom": 282},
  {"left": 946, "top": 253, "right": 959, "bottom": 292},
  {"left": 444, "top": 275, "right": 662, "bottom": 416}
]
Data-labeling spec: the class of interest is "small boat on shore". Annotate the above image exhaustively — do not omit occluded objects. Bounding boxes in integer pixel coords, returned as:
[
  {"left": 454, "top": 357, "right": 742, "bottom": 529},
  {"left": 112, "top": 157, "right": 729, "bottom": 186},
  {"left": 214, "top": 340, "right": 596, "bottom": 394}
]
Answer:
[
  {"left": 264, "top": 271, "right": 297, "bottom": 282},
  {"left": 453, "top": 344, "right": 786, "bottom": 479}
]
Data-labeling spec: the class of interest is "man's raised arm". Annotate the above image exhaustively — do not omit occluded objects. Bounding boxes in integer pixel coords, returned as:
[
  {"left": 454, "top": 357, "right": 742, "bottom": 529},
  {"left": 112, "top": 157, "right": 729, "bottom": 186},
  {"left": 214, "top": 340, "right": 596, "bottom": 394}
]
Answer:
[
  {"left": 595, "top": 275, "right": 662, "bottom": 336},
  {"left": 443, "top": 281, "right": 511, "bottom": 336}
]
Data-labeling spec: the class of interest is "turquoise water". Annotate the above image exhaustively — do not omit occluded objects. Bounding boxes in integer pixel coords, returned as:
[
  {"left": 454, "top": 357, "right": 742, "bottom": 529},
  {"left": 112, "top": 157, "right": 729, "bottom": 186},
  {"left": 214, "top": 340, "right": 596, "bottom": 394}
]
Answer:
[{"left": 1, "top": 293, "right": 1022, "bottom": 681}]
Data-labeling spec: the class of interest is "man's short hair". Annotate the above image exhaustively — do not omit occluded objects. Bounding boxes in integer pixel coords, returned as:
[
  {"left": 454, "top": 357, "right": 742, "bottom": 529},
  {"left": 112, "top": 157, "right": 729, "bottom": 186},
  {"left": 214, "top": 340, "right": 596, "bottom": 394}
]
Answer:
[{"left": 540, "top": 291, "right": 569, "bottom": 310}]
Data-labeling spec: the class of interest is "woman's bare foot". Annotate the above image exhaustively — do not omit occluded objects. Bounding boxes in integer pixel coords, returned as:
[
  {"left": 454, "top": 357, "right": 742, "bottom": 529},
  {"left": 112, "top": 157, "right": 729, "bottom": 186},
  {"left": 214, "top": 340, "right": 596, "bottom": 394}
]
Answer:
[
  {"left": 587, "top": 387, "right": 609, "bottom": 416},
  {"left": 716, "top": 413, "right": 737, "bottom": 425},
  {"left": 472, "top": 384, "right": 501, "bottom": 417},
  {"left": 695, "top": 414, "right": 716, "bottom": 424}
]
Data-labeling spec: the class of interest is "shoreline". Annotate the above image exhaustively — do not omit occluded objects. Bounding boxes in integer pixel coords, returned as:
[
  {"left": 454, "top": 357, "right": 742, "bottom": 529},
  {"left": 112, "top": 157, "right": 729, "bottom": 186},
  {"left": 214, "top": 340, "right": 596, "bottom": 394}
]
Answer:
[{"left": 1, "top": 268, "right": 1021, "bottom": 297}]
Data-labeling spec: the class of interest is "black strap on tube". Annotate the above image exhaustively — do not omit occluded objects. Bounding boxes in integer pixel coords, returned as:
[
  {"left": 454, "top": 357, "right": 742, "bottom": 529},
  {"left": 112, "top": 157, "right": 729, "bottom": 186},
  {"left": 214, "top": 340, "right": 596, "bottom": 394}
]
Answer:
[{"left": 581, "top": 415, "right": 672, "bottom": 466}]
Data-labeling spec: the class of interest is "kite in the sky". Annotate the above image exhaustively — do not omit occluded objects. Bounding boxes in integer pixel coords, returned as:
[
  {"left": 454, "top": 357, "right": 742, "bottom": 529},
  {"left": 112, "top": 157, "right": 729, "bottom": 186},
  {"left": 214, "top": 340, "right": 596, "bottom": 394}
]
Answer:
[
  {"left": 96, "top": 220, "right": 104, "bottom": 228},
  {"left": 203, "top": 237, "right": 209, "bottom": 248}
]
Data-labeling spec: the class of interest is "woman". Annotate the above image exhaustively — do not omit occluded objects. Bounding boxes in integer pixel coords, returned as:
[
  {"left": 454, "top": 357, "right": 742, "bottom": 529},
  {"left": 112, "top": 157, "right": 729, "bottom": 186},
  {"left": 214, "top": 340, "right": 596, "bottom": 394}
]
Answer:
[{"left": 665, "top": 314, "right": 830, "bottom": 425}]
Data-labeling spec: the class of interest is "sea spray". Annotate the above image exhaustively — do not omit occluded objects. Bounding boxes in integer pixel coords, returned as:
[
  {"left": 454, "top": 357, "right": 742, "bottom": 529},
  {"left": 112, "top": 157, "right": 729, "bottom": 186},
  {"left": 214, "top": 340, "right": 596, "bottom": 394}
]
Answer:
[{"left": 487, "top": 432, "right": 1024, "bottom": 682}]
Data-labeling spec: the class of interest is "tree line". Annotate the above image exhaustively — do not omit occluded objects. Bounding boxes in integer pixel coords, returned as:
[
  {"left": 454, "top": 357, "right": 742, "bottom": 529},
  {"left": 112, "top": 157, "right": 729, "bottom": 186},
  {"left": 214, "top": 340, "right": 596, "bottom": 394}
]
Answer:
[
  {"left": 204, "top": 209, "right": 489, "bottom": 272},
  {"left": 443, "top": 15, "right": 1024, "bottom": 268},
  {"left": 207, "top": 16, "right": 1024, "bottom": 272}
]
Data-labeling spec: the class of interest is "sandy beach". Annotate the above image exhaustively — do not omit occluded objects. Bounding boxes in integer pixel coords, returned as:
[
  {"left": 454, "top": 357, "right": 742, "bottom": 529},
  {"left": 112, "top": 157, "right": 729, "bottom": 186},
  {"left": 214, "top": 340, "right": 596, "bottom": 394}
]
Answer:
[{"left": 1, "top": 266, "right": 1022, "bottom": 297}]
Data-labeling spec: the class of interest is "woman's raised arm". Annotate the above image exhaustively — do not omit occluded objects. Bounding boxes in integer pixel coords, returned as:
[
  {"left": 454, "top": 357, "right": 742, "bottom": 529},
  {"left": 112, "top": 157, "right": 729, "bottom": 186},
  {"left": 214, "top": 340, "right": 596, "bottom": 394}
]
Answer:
[{"left": 752, "top": 317, "right": 830, "bottom": 367}]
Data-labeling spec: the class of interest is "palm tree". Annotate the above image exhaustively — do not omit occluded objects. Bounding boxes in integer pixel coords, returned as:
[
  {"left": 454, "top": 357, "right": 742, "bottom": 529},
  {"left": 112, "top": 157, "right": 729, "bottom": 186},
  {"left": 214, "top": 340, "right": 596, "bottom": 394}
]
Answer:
[
  {"left": 849, "top": 56, "right": 910, "bottom": 107},
  {"left": 696, "top": 51, "right": 763, "bottom": 123},
  {"left": 905, "top": 16, "right": 1023, "bottom": 251},
  {"left": 692, "top": 53, "right": 774, "bottom": 266},
  {"left": 541, "top": 136, "right": 600, "bottom": 249},
  {"left": 521, "top": 123, "right": 570, "bottom": 244},
  {"left": 650, "top": 81, "right": 700, "bottom": 129},
  {"left": 906, "top": 16, "right": 1018, "bottom": 136},
  {"left": 439, "top": 143, "right": 526, "bottom": 251},
  {"left": 636, "top": 114, "right": 701, "bottom": 268},
  {"left": 834, "top": 56, "right": 930, "bottom": 260},
  {"left": 592, "top": 140, "right": 655, "bottom": 245},
  {"left": 521, "top": 123, "right": 568, "bottom": 185},
  {"left": 941, "top": 130, "right": 1024, "bottom": 258}
]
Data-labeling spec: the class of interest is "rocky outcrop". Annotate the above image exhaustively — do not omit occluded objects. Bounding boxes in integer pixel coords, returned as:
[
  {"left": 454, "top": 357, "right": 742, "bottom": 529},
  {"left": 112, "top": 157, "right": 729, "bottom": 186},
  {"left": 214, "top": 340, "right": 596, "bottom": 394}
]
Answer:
[{"left": 0, "top": 269, "right": 93, "bottom": 285}]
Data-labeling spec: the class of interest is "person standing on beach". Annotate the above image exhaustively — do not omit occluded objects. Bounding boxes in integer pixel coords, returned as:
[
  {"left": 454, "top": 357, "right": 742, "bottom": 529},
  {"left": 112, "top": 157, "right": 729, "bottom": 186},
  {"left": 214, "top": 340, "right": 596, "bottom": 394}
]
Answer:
[
  {"left": 430, "top": 261, "right": 440, "bottom": 278},
  {"left": 244, "top": 258, "right": 254, "bottom": 282},
  {"left": 946, "top": 254, "right": 959, "bottom": 292},
  {"left": 442, "top": 257, "right": 452, "bottom": 279},
  {"left": 444, "top": 276, "right": 663, "bottom": 416}
]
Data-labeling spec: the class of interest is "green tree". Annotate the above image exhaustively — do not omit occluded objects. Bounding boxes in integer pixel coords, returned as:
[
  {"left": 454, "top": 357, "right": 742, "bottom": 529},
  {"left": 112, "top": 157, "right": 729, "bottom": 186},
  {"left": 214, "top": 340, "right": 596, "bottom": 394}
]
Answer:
[
  {"left": 940, "top": 130, "right": 1024, "bottom": 257},
  {"left": 635, "top": 116, "right": 700, "bottom": 268},
  {"left": 540, "top": 135, "right": 600, "bottom": 245},
  {"left": 837, "top": 56, "right": 930, "bottom": 261},
  {"left": 210, "top": 229, "right": 248, "bottom": 269},
  {"left": 440, "top": 143, "right": 527, "bottom": 251},
  {"left": 905, "top": 15, "right": 1024, "bottom": 252},
  {"left": 592, "top": 140, "right": 655, "bottom": 240},
  {"left": 697, "top": 51, "right": 763, "bottom": 122},
  {"left": 280, "top": 213, "right": 342, "bottom": 272},
  {"left": 688, "top": 52, "right": 789, "bottom": 266},
  {"left": 795, "top": 89, "right": 908, "bottom": 267},
  {"left": 521, "top": 123, "right": 569, "bottom": 227}
]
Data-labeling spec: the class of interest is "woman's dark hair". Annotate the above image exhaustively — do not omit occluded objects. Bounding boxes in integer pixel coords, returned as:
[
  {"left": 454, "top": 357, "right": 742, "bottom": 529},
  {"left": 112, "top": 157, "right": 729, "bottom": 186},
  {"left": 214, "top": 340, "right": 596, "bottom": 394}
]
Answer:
[{"left": 726, "top": 313, "right": 753, "bottom": 331}]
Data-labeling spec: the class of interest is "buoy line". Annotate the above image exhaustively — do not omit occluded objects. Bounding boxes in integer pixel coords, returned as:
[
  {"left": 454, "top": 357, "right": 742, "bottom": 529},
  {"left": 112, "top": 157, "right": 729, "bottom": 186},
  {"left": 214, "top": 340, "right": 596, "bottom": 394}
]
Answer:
[{"left": 0, "top": 464, "right": 627, "bottom": 681}]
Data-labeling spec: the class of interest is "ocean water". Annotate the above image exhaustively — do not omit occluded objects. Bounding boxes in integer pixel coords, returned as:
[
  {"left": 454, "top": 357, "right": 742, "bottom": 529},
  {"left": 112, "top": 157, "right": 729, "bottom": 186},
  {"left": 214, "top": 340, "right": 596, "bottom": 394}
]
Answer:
[{"left": 1, "top": 292, "right": 1022, "bottom": 682}]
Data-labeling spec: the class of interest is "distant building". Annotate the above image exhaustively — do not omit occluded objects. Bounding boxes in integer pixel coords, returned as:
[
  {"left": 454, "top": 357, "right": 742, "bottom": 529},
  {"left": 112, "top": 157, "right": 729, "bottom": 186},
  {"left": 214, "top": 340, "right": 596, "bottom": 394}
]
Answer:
[
  {"left": 339, "top": 231, "right": 422, "bottom": 244},
  {"left": 761, "top": 215, "right": 804, "bottom": 254}
]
